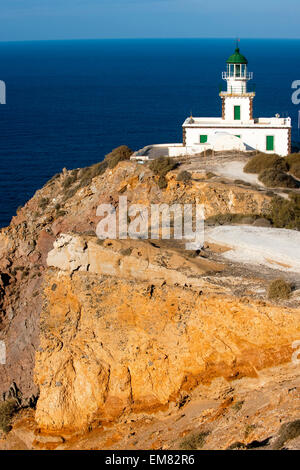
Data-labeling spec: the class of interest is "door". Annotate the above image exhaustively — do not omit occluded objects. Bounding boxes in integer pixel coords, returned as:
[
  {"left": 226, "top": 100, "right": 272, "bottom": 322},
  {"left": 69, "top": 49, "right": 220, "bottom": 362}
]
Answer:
[
  {"left": 234, "top": 105, "right": 241, "bottom": 120},
  {"left": 266, "top": 136, "right": 274, "bottom": 151}
]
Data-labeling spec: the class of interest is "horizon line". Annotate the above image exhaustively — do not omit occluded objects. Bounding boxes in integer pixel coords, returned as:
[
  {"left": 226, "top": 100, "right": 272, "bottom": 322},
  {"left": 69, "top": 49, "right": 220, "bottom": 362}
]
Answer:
[{"left": 0, "top": 36, "right": 300, "bottom": 44}]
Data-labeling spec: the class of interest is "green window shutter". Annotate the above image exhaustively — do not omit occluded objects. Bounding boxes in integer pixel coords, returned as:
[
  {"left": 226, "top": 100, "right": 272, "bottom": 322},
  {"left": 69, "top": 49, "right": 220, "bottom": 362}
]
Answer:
[
  {"left": 235, "top": 135, "right": 240, "bottom": 138},
  {"left": 200, "top": 135, "right": 208, "bottom": 143},
  {"left": 266, "top": 136, "right": 274, "bottom": 151},
  {"left": 234, "top": 106, "right": 241, "bottom": 120}
]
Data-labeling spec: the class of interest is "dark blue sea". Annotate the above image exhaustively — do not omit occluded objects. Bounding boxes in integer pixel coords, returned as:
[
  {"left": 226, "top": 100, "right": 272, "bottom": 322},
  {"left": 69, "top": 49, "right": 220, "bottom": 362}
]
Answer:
[{"left": 0, "top": 38, "right": 300, "bottom": 227}]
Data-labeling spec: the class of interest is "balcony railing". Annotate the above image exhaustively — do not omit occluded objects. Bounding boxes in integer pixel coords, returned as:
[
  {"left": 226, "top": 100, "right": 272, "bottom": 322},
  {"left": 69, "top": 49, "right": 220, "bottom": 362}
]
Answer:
[
  {"left": 222, "top": 71, "right": 253, "bottom": 80},
  {"left": 219, "top": 88, "right": 255, "bottom": 95}
]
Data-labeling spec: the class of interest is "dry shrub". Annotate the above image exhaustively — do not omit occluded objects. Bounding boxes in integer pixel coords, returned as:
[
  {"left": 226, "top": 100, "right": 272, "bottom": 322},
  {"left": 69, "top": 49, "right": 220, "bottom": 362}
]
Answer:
[
  {"left": 286, "top": 152, "right": 300, "bottom": 170},
  {"left": 104, "top": 145, "right": 133, "bottom": 169},
  {"left": 270, "top": 193, "right": 300, "bottom": 229},
  {"left": 149, "top": 156, "right": 177, "bottom": 177},
  {"left": 290, "top": 162, "right": 300, "bottom": 179},
  {"left": 179, "top": 431, "right": 210, "bottom": 450},
  {"left": 149, "top": 156, "right": 178, "bottom": 190},
  {"left": 205, "top": 213, "right": 260, "bottom": 226},
  {"left": 267, "top": 279, "right": 291, "bottom": 300},
  {"left": 38, "top": 197, "right": 49, "bottom": 210},
  {"left": 158, "top": 175, "right": 168, "bottom": 189},
  {"left": 177, "top": 170, "right": 191, "bottom": 182},
  {"left": 258, "top": 168, "right": 299, "bottom": 188},
  {"left": 244, "top": 153, "right": 288, "bottom": 174},
  {"left": 62, "top": 175, "right": 77, "bottom": 189},
  {"left": 0, "top": 400, "right": 18, "bottom": 433},
  {"left": 273, "top": 420, "right": 300, "bottom": 450}
]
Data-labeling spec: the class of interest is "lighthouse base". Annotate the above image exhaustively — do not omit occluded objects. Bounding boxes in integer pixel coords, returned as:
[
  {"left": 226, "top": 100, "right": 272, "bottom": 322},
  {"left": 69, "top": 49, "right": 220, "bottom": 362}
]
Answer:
[{"left": 183, "top": 116, "right": 292, "bottom": 157}]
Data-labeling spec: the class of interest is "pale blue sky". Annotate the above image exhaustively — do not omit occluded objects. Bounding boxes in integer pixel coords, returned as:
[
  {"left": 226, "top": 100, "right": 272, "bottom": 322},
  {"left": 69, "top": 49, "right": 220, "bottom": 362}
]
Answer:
[{"left": 0, "top": 0, "right": 299, "bottom": 41}]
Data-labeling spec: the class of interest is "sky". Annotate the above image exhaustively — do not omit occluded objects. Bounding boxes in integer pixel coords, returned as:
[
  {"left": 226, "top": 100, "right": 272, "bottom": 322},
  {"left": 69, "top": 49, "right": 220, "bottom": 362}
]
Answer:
[{"left": 0, "top": 0, "right": 299, "bottom": 41}]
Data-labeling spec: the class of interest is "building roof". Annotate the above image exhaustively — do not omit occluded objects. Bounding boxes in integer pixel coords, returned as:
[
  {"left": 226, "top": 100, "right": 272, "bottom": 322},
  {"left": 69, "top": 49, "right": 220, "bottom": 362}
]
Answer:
[
  {"left": 226, "top": 47, "right": 248, "bottom": 65},
  {"left": 182, "top": 116, "right": 291, "bottom": 128}
]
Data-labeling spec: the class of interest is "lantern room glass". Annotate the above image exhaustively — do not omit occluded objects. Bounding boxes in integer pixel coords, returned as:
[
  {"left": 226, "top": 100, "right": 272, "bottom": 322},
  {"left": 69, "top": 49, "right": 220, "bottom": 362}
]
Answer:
[{"left": 227, "top": 63, "right": 247, "bottom": 78}]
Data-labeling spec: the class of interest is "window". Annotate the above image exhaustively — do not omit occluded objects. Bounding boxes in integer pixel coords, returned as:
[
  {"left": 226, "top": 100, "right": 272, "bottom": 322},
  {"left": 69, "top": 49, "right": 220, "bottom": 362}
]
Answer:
[
  {"left": 266, "top": 135, "right": 274, "bottom": 151},
  {"left": 200, "top": 135, "right": 208, "bottom": 143},
  {"left": 234, "top": 106, "right": 241, "bottom": 120}
]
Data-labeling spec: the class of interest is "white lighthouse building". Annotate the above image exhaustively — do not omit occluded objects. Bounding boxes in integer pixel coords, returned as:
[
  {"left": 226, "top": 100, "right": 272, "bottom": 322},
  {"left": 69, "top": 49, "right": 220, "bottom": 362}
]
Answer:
[{"left": 180, "top": 46, "right": 292, "bottom": 157}]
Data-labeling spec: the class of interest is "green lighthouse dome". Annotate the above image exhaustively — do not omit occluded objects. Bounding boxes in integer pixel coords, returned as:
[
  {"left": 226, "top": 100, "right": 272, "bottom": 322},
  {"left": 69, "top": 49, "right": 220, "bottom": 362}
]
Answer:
[{"left": 226, "top": 47, "right": 248, "bottom": 65}]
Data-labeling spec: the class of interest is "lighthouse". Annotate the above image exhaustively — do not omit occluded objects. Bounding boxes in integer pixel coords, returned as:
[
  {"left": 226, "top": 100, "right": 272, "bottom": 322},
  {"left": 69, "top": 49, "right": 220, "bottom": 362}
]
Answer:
[
  {"left": 180, "top": 44, "right": 292, "bottom": 157},
  {"left": 220, "top": 46, "right": 254, "bottom": 122}
]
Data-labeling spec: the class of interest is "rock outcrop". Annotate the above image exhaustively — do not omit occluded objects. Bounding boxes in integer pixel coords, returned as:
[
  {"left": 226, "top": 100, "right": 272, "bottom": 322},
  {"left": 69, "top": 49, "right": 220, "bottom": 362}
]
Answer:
[
  {"left": 0, "top": 160, "right": 271, "bottom": 402},
  {"left": 0, "top": 156, "right": 299, "bottom": 444},
  {"left": 34, "top": 268, "right": 300, "bottom": 431}
]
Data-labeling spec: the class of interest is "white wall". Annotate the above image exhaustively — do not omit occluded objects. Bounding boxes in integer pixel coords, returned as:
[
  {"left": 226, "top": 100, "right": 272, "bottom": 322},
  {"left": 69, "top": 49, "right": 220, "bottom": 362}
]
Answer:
[
  {"left": 184, "top": 127, "right": 290, "bottom": 156},
  {"left": 224, "top": 96, "right": 251, "bottom": 121},
  {"left": 212, "top": 134, "right": 246, "bottom": 152},
  {"left": 226, "top": 78, "right": 248, "bottom": 94}
]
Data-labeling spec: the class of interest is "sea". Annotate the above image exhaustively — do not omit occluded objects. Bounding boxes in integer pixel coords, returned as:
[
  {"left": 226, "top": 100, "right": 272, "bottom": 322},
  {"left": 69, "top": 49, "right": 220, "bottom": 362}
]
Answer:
[{"left": 0, "top": 38, "right": 300, "bottom": 227}]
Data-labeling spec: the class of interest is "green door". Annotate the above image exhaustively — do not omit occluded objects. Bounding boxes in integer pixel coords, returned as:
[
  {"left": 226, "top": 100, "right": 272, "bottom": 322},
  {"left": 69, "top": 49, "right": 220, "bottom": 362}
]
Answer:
[
  {"left": 234, "top": 106, "right": 241, "bottom": 120},
  {"left": 200, "top": 135, "right": 208, "bottom": 143},
  {"left": 266, "top": 136, "right": 274, "bottom": 151}
]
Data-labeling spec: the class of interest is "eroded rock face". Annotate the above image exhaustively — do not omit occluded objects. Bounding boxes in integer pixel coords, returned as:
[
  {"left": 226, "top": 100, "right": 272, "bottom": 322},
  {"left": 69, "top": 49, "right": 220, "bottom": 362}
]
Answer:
[
  {"left": 0, "top": 157, "right": 295, "bottom": 436},
  {"left": 46, "top": 234, "right": 225, "bottom": 287},
  {"left": 34, "top": 271, "right": 300, "bottom": 431}
]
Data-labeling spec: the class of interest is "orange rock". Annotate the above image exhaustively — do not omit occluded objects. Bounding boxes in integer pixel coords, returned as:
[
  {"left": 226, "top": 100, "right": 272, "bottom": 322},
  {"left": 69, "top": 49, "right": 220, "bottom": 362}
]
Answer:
[{"left": 34, "top": 272, "right": 300, "bottom": 431}]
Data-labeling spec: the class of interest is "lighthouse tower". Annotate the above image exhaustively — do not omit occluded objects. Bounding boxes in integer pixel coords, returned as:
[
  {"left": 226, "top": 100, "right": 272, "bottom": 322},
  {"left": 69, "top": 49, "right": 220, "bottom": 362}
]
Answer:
[
  {"left": 170, "top": 43, "right": 292, "bottom": 158},
  {"left": 220, "top": 46, "right": 255, "bottom": 122}
]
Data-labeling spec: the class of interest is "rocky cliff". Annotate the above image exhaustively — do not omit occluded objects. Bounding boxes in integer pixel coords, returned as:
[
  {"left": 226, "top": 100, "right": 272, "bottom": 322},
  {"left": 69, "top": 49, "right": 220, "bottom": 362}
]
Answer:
[{"left": 0, "top": 157, "right": 299, "bottom": 447}]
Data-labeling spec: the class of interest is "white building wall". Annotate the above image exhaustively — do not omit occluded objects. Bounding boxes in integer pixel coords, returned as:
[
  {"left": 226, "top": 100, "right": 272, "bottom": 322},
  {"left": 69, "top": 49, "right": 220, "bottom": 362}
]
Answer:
[
  {"left": 226, "top": 78, "right": 248, "bottom": 94},
  {"left": 184, "top": 127, "right": 289, "bottom": 156},
  {"left": 224, "top": 96, "right": 251, "bottom": 121}
]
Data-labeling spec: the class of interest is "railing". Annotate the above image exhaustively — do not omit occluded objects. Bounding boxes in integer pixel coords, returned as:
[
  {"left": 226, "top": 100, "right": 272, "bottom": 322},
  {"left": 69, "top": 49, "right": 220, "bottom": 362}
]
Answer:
[
  {"left": 220, "top": 88, "right": 255, "bottom": 95},
  {"left": 219, "top": 83, "right": 256, "bottom": 94},
  {"left": 222, "top": 71, "right": 253, "bottom": 80}
]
